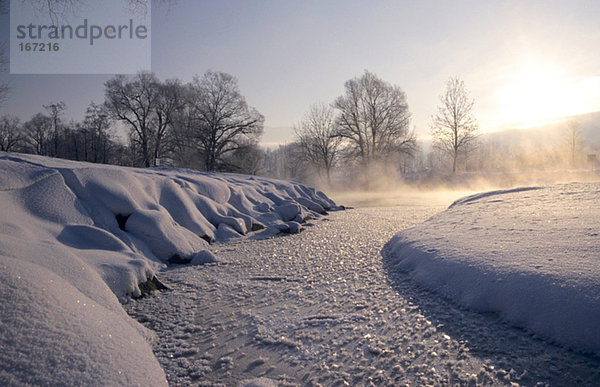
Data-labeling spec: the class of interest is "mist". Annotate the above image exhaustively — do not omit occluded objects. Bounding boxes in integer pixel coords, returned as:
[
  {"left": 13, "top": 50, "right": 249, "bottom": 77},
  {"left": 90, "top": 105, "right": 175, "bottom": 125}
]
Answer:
[
  {"left": 302, "top": 114, "right": 600, "bottom": 208},
  {"left": 326, "top": 168, "right": 599, "bottom": 209}
]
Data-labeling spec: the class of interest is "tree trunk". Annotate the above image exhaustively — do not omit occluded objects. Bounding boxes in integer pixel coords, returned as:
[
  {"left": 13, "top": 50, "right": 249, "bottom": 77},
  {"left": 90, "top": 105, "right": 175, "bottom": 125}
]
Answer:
[
  {"left": 142, "top": 141, "right": 150, "bottom": 168},
  {"left": 452, "top": 151, "right": 458, "bottom": 174}
]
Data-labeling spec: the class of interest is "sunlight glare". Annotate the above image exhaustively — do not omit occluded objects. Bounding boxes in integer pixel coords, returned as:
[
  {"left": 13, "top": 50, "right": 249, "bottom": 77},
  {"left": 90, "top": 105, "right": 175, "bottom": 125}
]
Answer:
[{"left": 492, "top": 59, "right": 600, "bottom": 128}]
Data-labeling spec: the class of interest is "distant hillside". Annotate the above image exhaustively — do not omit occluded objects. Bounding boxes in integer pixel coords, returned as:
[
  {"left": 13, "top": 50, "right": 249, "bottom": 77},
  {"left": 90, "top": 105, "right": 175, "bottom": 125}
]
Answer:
[{"left": 482, "top": 111, "right": 600, "bottom": 151}]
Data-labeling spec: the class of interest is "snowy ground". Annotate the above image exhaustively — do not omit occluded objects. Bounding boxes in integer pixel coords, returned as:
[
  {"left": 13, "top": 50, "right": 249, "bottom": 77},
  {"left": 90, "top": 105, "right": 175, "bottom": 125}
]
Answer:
[
  {"left": 0, "top": 152, "right": 336, "bottom": 385},
  {"left": 3, "top": 152, "right": 600, "bottom": 385},
  {"left": 386, "top": 183, "right": 600, "bottom": 355},
  {"left": 126, "top": 206, "right": 600, "bottom": 386}
]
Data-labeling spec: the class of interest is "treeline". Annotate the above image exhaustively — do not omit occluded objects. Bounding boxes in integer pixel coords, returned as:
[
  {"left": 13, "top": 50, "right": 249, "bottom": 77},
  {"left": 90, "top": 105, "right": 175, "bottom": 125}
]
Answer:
[
  {"left": 0, "top": 70, "right": 418, "bottom": 185},
  {"left": 0, "top": 101, "right": 127, "bottom": 164},
  {"left": 1, "top": 69, "right": 594, "bottom": 189},
  {"left": 0, "top": 71, "right": 266, "bottom": 172},
  {"left": 291, "top": 71, "right": 416, "bottom": 187}
]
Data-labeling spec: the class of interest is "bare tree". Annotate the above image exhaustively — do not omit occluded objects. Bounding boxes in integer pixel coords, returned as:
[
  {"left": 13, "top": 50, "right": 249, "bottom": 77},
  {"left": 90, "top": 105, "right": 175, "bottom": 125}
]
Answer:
[
  {"left": 334, "top": 71, "right": 415, "bottom": 169},
  {"left": 0, "top": 115, "right": 23, "bottom": 152},
  {"left": 82, "top": 102, "right": 115, "bottom": 163},
  {"left": 43, "top": 101, "right": 66, "bottom": 157},
  {"left": 431, "top": 77, "right": 479, "bottom": 174},
  {"left": 294, "top": 103, "right": 342, "bottom": 184},
  {"left": 104, "top": 72, "right": 162, "bottom": 167},
  {"left": 565, "top": 120, "right": 583, "bottom": 168},
  {"left": 186, "top": 71, "right": 264, "bottom": 171},
  {"left": 24, "top": 113, "right": 53, "bottom": 155},
  {"left": 153, "top": 79, "right": 183, "bottom": 164}
]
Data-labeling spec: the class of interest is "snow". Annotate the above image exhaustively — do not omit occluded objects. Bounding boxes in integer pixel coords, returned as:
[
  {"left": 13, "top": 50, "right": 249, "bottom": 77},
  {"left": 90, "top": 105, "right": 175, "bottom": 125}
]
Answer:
[
  {"left": 126, "top": 206, "right": 600, "bottom": 385},
  {"left": 385, "top": 183, "right": 600, "bottom": 354},
  {"left": 0, "top": 152, "right": 337, "bottom": 385},
  {"left": 3, "top": 150, "right": 599, "bottom": 384}
]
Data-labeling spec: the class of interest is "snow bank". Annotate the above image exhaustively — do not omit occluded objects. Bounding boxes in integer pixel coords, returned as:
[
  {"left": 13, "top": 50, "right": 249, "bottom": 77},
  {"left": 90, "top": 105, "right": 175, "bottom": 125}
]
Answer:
[
  {"left": 0, "top": 152, "right": 337, "bottom": 385},
  {"left": 384, "top": 183, "right": 600, "bottom": 354}
]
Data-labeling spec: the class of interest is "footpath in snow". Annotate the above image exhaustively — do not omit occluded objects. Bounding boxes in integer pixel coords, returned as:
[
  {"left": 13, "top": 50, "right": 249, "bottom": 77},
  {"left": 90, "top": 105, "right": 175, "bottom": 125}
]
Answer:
[
  {"left": 127, "top": 206, "right": 600, "bottom": 386},
  {"left": 385, "top": 183, "right": 600, "bottom": 355}
]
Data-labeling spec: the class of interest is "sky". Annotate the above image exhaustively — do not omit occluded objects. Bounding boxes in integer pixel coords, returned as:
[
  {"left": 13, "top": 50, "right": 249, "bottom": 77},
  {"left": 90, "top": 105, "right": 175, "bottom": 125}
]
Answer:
[{"left": 1, "top": 0, "right": 600, "bottom": 146}]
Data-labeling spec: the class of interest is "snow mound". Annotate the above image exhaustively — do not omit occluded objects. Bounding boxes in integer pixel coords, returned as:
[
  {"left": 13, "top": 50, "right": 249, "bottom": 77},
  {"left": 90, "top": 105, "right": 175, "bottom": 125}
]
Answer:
[
  {"left": 384, "top": 183, "right": 600, "bottom": 354},
  {"left": 0, "top": 152, "right": 337, "bottom": 385}
]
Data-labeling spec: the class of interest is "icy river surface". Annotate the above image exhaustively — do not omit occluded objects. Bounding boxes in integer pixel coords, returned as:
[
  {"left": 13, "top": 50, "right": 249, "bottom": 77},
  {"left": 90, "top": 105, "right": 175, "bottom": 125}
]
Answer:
[{"left": 126, "top": 206, "right": 600, "bottom": 386}]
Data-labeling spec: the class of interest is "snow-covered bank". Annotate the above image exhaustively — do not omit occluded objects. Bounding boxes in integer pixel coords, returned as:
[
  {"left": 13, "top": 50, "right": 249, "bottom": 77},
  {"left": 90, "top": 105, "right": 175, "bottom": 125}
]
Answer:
[
  {"left": 0, "top": 152, "right": 337, "bottom": 385},
  {"left": 384, "top": 183, "right": 600, "bottom": 354}
]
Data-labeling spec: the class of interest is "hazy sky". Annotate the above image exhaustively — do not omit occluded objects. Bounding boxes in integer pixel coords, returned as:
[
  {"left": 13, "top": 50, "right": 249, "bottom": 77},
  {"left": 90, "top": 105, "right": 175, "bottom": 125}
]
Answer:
[{"left": 2, "top": 0, "right": 600, "bottom": 146}]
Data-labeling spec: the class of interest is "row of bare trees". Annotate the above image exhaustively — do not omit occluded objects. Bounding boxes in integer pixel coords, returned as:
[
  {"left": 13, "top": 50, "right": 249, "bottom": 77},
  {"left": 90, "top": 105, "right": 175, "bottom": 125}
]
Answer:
[
  {"left": 2, "top": 70, "right": 478, "bottom": 186},
  {"left": 1, "top": 70, "right": 265, "bottom": 172},
  {"left": 292, "top": 71, "right": 416, "bottom": 186},
  {"left": 0, "top": 101, "right": 124, "bottom": 163},
  {"left": 3, "top": 68, "right": 591, "bottom": 188},
  {"left": 291, "top": 72, "right": 479, "bottom": 186},
  {"left": 104, "top": 71, "right": 264, "bottom": 170}
]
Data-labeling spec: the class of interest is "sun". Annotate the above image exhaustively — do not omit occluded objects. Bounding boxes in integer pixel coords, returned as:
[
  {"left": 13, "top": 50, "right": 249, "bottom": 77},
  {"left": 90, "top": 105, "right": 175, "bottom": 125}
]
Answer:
[{"left": 491, "top": 58, "right": 600, "bottom": 128}]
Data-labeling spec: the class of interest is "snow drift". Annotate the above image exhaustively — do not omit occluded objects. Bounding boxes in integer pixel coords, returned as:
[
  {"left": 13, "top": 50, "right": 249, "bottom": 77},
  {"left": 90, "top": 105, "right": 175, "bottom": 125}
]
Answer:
[
  {"left": 0, "top": 152, "right": 337, "bottom": 385},
  {"left": 384, "top": 183, "right": 600, "bottom": 354}
]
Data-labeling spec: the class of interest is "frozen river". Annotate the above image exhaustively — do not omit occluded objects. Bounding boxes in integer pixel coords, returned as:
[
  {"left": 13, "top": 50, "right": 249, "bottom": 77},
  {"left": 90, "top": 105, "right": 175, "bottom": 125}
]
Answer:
[{"left": 126, "top": 205, "right": 600, "bottom": 386}]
